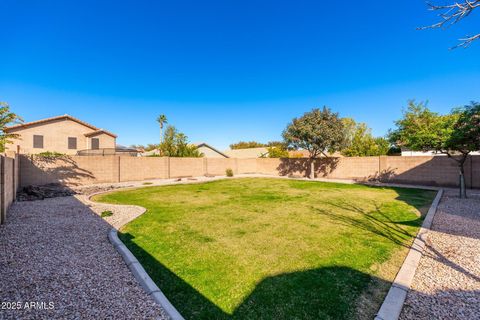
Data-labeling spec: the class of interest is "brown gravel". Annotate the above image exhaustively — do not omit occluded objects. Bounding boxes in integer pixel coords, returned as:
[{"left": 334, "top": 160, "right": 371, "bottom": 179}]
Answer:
[
  {"left": 401, "top": 189, "right": 480, "bottom": 320},
  {"left": 0, "top": 196, "right": 168, "bottom": 319}
]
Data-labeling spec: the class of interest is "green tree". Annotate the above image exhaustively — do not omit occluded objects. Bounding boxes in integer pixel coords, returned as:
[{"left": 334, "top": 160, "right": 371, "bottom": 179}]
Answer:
[
  {"left": 283, "top": 107, "right": 345, "bottom": 178},
  {"left": 145, "top": 143, "right": 159, "bottom": 151},
  {"left": 157, "top": 125, "right": 202, "bottom": 157},
  {"left": 0, "top": 102, "right": 23, "bottom": 152},
  {"left": 266, "top": 146, "right": 289, "bottom": 158},
  {"left": 389, "top": 101, "right": 479, "bottom": 198},
  {"left": 229, "top": 141, "right": 266, "bottom": 149},
  {"left": 266, "top": 141, "right": 287, "bottom": 148},
  {"left": 341, "top": 120, "right": 390, "bottom": 157},
  {"left": 156, "top": 114, "right": 168, "bottom": 145}
]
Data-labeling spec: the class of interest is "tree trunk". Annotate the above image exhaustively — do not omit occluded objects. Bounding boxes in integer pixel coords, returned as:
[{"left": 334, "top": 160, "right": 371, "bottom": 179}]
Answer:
[
  {"left": 459, "top": 162, "right": 467, "bottom": 199},
  {"left": 309, "top": 158, "right": 315, "bottom": 179}
]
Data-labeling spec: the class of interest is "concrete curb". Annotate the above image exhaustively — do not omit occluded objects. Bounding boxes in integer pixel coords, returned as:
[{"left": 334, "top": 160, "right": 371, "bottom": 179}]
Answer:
[
  {"left": 108, "top": 228, "right": 185, "bottom": 320},
  {"left": 375, "top": 188, "right": 444, "bottom": 320}
]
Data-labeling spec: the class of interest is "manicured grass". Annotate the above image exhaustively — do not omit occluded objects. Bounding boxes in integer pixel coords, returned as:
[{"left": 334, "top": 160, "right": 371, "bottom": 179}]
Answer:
[{"left": 95, "top": 178, "right": 435, "bottom": 319}]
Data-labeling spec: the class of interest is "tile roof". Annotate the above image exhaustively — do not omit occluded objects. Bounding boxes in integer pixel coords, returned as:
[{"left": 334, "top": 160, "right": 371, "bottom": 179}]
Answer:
[
  {"left": 5, "top": 114, "right": 117, "bottom": 138},
  {"left": 194, "top": 142, "right": 229, "bottom": 158},
  {"left": 84, "top": 129, "right": 117, "bottom": 138}
]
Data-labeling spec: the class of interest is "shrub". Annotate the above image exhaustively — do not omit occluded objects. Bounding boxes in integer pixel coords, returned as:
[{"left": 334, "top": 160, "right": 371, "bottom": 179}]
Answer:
[
  {"left": 226, "top": 168, "right": 234, "bottom": 177},
  {"left": 35, "top": 151, "right": 66, "bottom": 158},
  {"left": 101, "top": 210, "right": 113, "bottom": 218}
]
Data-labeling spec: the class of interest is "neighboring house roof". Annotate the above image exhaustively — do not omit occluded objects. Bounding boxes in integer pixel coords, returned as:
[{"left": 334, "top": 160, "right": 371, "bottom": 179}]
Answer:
[
  {"left": 223, "top": 147, "right": 269, "bottom": 158},
  {"left": 5, "top": 114, "right": 117, "bottom": 138},
  {"left": 84, "top": 129, "right": 117, "bottom": 138},
  {"left": 194, "top": 142, "right": 229, "bottom": 158}
]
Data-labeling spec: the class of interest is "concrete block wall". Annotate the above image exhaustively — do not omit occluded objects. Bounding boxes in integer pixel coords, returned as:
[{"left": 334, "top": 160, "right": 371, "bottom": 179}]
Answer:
[
  {"left": 322, "top": 157, "right": 379, "bottom": 179},
  {"left": 380, "top": 156, "right": 465, "bottom": 187},
  {"left": 17, "top": 155, "right": 480, "bottom": 189},
  {"left": 120, "top": 157, "right": 168, "bottom": 181},
  {"left": 20, "top": 155, "right": 119, "bottom": 186},
  {"left": 470, "top": 156, "right": 480, "bottom": 189},
  {"left": 237, "top": 158, "right": 257, "bottom": 174},
  {"left": 169, "top": 158, "right": 204, "bottom": 178},
  {"left": 1, "top": 154, "right": 19, "bottom": 224},
  {"left": 205, "top": 158, "right": 237, "bottom": 176}
]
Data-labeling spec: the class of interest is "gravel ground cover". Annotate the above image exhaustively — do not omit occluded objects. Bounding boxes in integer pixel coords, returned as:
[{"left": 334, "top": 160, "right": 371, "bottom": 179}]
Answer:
[
  {"left": 401, "top": 189, "right": 480, "bottom": 320},
  {"left": 0, "top": 196, "right": 168, "bottom": 319}
]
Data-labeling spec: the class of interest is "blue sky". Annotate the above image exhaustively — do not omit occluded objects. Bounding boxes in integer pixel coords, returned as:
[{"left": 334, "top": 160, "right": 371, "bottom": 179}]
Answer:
[{"left": 1, "top": 1, "right": 479, "bottom": 149}]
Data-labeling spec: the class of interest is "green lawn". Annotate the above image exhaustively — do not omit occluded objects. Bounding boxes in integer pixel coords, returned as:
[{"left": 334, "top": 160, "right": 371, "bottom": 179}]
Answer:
[{"left": 94, "top": 178, "right": 435, "bottom": 319}]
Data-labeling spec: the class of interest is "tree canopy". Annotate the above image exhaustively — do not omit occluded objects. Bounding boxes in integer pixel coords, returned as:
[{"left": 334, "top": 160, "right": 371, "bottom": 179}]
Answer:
[
  {"left": 229, "top": 141, "right": 266, "bottom": 149},
  {"left": 389, "top": 101, "right": 458, "bottom": 152},
  {"left": 265, "top": 146, "right": 289, "bottom": 158},
  {"left": 340, "top": 118, "right": 390, "bottom": 157},
  {"left": 0, "top": 102, "right": 23, "bottom": 152},
  {"left": 282, "top": 107, "right": 345, "bottom": 158},
  {"left": 152, "top": 125, "right": 202, "bottom": 157},
  {"left": 389, "top": 100, "right": 480, "bottom": 198}
]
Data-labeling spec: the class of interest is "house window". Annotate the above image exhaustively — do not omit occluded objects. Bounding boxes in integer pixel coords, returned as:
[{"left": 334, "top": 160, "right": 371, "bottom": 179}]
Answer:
[
  {"left": 68, "top": 137, "right": 77, "bottom": 149},
  {"left": 91, "top": 138, "right": 99, "bottom": 150},
  {"left": 33, "top": 135, "right": 44, "bottom": 148}
]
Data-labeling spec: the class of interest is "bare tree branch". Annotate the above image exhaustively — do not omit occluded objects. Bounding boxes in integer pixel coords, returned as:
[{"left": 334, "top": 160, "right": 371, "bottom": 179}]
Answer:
[{"left": 420, "top": 0, "right": 480, "bottom": 48}]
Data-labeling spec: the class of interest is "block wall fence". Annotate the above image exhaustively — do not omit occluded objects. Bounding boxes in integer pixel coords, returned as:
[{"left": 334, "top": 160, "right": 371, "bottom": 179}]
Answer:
[
  {"left": 18, "top": 155, "right": 480, "bottom": 189},
  {"left": 0, "top": 153, "right": 19, "bottom": 224}
]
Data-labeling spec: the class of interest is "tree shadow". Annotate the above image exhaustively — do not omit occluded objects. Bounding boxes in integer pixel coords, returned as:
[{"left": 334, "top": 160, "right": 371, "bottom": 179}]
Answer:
[
  {"left": 276, "top": 158, "right": 339, "bottom": 178},
  {"left": 20, "top": 155, "right": 94, "bottom": 187},
  {"left": 312, "top": 190, "right": 480, "bottom": 284},
  {"left": 120, "top": 232, "right": 384, "bottom": 320},
  {"left": 312, "top": 199, "right": 418, "bottom": 249}
]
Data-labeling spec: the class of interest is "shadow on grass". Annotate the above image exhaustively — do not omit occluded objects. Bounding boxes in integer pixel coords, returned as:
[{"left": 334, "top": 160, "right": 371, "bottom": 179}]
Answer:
[
  {"left": 314, "top": 200, "right": 418, "bottom": 248},
  {"left": 311, "top": 187, "right": 436, "bottom": 249},
  {"left": 120, "top": 232, "right": 386, "bottom": 320},
  {"left": 313, "top": 188, "right": 480, "bottom": 283}
]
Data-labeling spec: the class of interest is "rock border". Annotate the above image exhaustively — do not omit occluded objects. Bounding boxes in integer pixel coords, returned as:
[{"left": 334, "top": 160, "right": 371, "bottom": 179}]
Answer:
[
  {"left": 85, "top": 191, "right": 184, "bottom": 320},
  {"left": 108, "top": 229, "right": 185, "bottom": 320},
  {"left": 375, "top": 188, "right": 444, "bottom": 320}
]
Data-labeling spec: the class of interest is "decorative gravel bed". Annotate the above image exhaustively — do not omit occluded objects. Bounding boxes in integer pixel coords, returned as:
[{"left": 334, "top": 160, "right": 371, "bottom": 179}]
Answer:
[
  {"left": 400, "top": 189, "right": 480, "bottom": 320},
  {"left": 0, "top": 196, "right": 168, "bottom": 319}
]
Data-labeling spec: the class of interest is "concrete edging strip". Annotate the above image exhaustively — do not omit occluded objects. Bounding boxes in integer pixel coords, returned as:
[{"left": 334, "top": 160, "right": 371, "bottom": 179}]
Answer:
[
  {"left": 375, "top": 188, "right": 444, "bottom": 320},
  {"left": 108, "top": 228, "right": 185, "bottom": 320}
]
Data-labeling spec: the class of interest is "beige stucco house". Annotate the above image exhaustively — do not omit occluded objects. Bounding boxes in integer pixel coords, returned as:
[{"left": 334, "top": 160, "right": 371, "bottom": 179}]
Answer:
[
  {"left": 195, "top": 143, "right": 229, "bottom": 158},
  {"left": 224, "top": 147, "right": 269, "bottom": 158},
  {"left": 5, "top": 115, "right": 117, "bottom": 155}
]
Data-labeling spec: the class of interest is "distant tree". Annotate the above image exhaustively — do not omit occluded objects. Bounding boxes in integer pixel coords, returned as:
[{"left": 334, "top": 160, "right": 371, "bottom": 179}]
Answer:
[
  {"left": 283, "top": 107, "right": 345, "bottom": 178},
  {"left": 158, "top": 125, "right": 202, "bottom": 157},
  {"left": 0, "top": 102, "right": 23, "bottom": 152},
  {"left": 156, "top": 114, "right": 168, "bottom": 145},
  {"left": 421, "top": 0, "right": 480, "bottom": 48},
  {"left": 266, "top": 146, "right": 289, "bottom": 158},
  {"left": 129, "top": 144, "right": 146, "bottom": 150},
  {"left": 229, "top": 141, "right": 266, "bottom": 149},
  {"left": 389, "top": 101, "right": 480, "bottom": 198},
  {"left": 341, "top": 118, "right": 357, "bottom": 149},
  {"left": 266, "top": 141, "right": 287, "bottom": 148},
  {"left": 145, "top": 144, "right": 159, "bottom": 151},
  {"left": 341, "top": 120, "right": 390, "bottom": 157}
]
